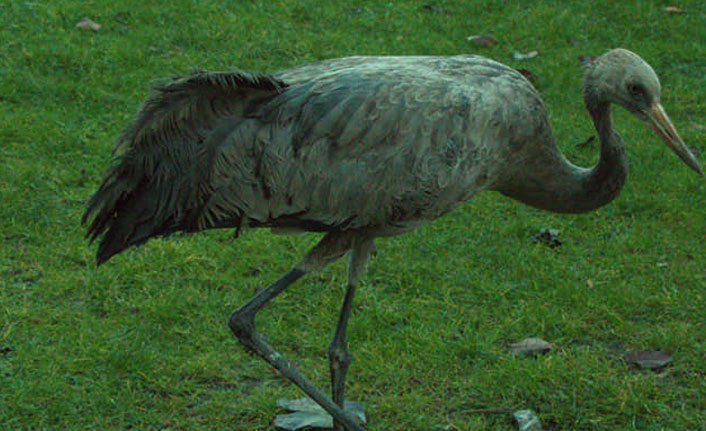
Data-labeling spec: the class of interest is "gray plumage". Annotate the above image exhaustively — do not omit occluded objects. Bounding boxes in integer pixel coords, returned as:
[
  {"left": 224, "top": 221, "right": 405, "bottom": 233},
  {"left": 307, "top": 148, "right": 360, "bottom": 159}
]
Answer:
[
  {"left": 83, "top": 49, "right": 702, "bottom": 431},
  {"left": 87, "top": 55, "right": 544, "bottom": 261},
  {"left": 83, "top": 51, "right": 702, "bottom": 262}
]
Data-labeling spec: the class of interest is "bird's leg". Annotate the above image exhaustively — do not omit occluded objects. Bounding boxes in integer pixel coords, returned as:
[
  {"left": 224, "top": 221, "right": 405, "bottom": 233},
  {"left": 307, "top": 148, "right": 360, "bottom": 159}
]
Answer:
[
  {"left": 329, "top": 282, "right": 355, "bottom": 422},
  {"left": 328, "top": 238, "right": 374, "bottom": 431},
  {"left": 228, "top": 232, "right": 366, "bottom": 431}
]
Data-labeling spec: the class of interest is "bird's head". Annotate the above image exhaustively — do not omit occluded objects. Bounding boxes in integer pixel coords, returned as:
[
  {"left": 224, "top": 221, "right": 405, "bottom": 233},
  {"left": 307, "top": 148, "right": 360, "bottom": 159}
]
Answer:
[{"left": 584, "top": 48, "right": 703, "bottom": 176}]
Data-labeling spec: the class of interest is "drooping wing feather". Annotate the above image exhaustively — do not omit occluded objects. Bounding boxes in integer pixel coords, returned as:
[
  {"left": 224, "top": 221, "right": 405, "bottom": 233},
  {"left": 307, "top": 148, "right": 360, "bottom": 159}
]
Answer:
[{"left": 82, "top": 70, "right": 287, "bottom": 264}]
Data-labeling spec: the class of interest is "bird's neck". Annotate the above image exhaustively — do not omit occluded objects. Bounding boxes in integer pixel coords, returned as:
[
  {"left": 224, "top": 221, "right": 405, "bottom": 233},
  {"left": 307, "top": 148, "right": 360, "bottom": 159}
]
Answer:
[
  {"left": 577, "top": 101, "right": 629, "bottom": 212},
  {"left": 498, "top": 101, "right": 628, "bottom": 214}
]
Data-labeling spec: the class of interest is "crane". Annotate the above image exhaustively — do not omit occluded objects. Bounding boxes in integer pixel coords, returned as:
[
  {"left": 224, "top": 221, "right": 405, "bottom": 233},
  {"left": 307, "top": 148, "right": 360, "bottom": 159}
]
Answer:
[{"left": 83, "top": 49, "right": 703, "bottom": 431}]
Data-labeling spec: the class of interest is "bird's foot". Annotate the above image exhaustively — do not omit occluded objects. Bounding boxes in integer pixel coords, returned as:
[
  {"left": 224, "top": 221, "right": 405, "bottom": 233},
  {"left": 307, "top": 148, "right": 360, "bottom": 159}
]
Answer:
[{"left": 274, "top": 398, "right": 366, "bottom": 430}]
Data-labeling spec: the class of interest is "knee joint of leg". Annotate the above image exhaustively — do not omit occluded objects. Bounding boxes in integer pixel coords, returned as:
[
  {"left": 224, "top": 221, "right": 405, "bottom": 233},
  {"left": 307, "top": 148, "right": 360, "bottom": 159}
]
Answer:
[
  {"left": 228, "top": 309, "right": 255, "bottom": 341},
  {"left": 328, "top": 344, "right": 352, "bottom": 365}
]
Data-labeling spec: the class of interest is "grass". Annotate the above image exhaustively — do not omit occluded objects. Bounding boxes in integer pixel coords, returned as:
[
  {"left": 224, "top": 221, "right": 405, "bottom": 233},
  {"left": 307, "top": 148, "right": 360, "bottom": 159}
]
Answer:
[{"left": 1, "top": 0, "right": 705, "bottom": 430}]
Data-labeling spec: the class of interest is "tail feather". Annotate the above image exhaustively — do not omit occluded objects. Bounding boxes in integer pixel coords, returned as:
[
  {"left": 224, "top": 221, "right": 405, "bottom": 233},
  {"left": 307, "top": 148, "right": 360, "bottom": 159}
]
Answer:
[{"left": 83, "top": 69, "right": 288, "bottom": 264}]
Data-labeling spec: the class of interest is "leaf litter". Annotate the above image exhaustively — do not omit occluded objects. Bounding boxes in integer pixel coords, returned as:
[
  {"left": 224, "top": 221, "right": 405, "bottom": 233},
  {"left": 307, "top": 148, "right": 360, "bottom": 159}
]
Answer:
[{"left": 275, "top": 398, "right": 365, "bottom": 430}]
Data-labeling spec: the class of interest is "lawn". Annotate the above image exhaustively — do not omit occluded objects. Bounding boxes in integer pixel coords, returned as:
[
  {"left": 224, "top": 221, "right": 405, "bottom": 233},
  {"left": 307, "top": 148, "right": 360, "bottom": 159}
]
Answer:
[{"left": 1, "top": 0, "right": 705, "bottom": 430}]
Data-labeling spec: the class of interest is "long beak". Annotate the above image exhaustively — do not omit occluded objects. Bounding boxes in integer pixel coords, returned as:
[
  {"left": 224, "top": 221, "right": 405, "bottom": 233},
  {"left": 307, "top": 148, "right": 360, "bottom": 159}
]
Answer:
[{"left": 644, "top": 103, "right": 704, "bottom": 176}]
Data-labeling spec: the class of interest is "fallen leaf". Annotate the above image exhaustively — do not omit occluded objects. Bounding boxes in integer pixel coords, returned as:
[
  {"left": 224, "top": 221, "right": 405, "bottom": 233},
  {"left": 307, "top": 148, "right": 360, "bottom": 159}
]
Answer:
[
  {"left": 623, "top": 350, "right": 672, "bottom": 370},
  {"left": 515, "top": 68, "right": 536, "bottom": 82},
  {"left": 275, "top": 398, "right": 365, "bottom": 430},
  {"left": 513, "top": 50, "right": 539, "bottom": 61},
  {"left": 513, "top": 409, "right": 543, "bottom": 431},
  {"left": 466, "top": 34, "right": 498, "bottom": 46},
  {"left": 656, "top": 261, "right": 669, "bottom": 268},
  {"left": 507, "top": 338, "right": 553, "bottom": 356},
  {"left": 76, "top": 17, "right": 101, "bottom": 31},
  {"left": 531, "top": 228, "right": 561, "bottom": 248},
  {"left": 577, "top": 55, "right": 595, "bottom": 66},
  {"left": 664, "top": 6, "right": 685, "bottom": 13},
  {"left": 586, "top": 279, "right": 594, "bottom": 288},
  {"left": 275, "top": 411, "right": 330, "bottom": 430}
]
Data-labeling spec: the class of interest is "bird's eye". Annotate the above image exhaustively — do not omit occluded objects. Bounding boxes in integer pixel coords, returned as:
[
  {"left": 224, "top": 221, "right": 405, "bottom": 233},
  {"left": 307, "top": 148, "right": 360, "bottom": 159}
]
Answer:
[{"left": 627, "top": 83, "right": 642, "bottom": 96}]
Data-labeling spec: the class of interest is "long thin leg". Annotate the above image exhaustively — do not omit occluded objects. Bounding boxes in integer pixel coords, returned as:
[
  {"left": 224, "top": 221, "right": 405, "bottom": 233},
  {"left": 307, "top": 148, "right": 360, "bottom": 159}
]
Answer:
[
  {"left": 329, "top": 238, "right": 375, "bottom": 431},
  {"left": 228, "top": 232, "right": 366, "bottom": 431},
  {"left": 328, "top": 282, "right": 356, "bottom": 431}
]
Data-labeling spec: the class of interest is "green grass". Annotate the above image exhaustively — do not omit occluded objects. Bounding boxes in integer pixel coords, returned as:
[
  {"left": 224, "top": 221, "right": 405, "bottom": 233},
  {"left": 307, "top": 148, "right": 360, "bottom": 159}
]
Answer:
[{"left": 1, "top": 0, "right": 705, "bottom": 430}]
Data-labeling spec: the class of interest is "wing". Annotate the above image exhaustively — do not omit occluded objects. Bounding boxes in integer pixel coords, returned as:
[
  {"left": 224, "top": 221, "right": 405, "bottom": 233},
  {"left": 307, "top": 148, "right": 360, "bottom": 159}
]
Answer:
[{"left": 83, "top": 70, "right": 287, "bottom": 263}]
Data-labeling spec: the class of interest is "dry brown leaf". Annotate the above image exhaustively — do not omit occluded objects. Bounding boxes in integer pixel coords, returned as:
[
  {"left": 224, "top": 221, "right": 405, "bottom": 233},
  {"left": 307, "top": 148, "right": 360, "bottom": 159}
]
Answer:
[
  {"left": 467, "top": 34, "right": 498, "bottom": 46},
  {"left": 515, "top": 68, "right": 536, "bottom": 82},
  {"left": 76, "top": 17, "right": 101, "bottom": 31},
  {"left": 623, "top": 350, "right": 672, "bottom": 370}
]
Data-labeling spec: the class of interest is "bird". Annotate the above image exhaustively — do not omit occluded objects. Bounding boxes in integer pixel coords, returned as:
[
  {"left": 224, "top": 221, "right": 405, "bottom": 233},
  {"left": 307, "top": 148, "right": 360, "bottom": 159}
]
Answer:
[{"left": 83, "top": 48, "right": 703, "bottom": 431}]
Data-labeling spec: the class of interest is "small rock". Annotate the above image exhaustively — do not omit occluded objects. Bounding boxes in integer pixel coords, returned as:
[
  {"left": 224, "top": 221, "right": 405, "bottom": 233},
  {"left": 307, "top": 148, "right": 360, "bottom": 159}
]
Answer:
[
  {"left": 513, "top": 50, "right": 539, "bottom": 61},
  {"left": 513, "top": 409, "right": 543, "bottom": 431},
  {"left": 76, "top": 17, "right": 101, "bottom": 31},
  {"left": 507, "top": 337, "right": 553, "bottom": 356}
]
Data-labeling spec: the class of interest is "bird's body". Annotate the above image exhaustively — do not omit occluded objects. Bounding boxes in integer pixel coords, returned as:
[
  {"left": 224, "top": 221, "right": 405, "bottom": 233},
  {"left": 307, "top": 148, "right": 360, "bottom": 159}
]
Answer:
[
  {"left": 84, "top": 49, "right": 702, "bottom": 431},
  {"left": 84, "top": 54, "right": 568, "bottom": 261}
]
